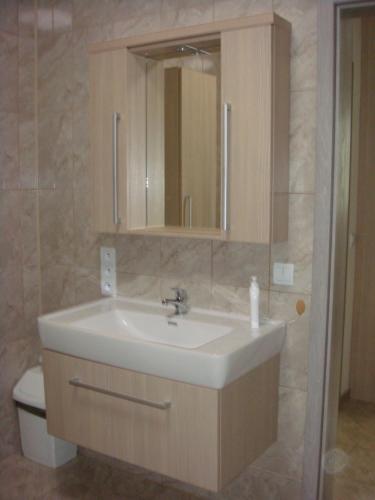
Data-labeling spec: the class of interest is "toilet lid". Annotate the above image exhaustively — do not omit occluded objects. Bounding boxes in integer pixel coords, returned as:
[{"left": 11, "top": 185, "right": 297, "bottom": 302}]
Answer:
[{"left": 13, "top": 365, "right": 46, "bottom": 410}]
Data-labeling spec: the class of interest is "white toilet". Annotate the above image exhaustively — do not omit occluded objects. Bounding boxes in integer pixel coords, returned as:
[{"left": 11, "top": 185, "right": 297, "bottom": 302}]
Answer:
[{"left": 13, "top": 365, "right": 77, "bottom": 468}]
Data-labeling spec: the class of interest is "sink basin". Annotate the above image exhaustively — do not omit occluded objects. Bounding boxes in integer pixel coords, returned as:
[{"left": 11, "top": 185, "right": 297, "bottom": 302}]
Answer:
[
  {"left": 72, "top": 308, "right": 233, "bottom": 349},
  {"left": 38, "top": 298, "right": 286, "bottom": 389}
]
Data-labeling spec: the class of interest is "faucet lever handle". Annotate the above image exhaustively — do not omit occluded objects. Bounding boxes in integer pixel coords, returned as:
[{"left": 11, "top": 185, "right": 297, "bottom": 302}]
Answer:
[{"left": 171, "top": 287, "right": 188, "bottom": 302}]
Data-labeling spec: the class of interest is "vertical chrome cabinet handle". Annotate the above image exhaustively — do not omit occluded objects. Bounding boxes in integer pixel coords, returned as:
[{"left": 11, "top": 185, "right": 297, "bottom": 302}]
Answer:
[
  {"left": 221, "top": 102, "right": 231, "bottom": 231},
  {"left": 188, "top": 195, "right": 192, "bottom": 228},
  {"left": 112, "top": 112, "right": 121, "bottom": 225},
  {"left": 183, "top": 195, "right": 192, "bottom": 228}
]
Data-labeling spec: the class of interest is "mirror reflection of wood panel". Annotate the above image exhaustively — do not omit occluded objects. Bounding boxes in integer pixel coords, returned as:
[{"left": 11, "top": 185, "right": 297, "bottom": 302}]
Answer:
[
  {"left": 164, "top": 68, "right": 181, "bottom": 226},
  {"left": 146, "top": 61, "right": 165, "bottom": 226},
  {"left": 164, "top": 67, "right": 218, "bottom": 229},
  {"left": 181, "top": 68, "right": 218, "bottom": 228}
]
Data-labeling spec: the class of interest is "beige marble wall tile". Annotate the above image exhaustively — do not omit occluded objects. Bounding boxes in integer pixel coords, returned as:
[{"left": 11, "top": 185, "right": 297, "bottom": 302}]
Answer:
[
  {"left": 72, "top": 153, "right": 95, "bottom": 267},
  {"left": 0, "top": 190, "right": 23, "bottom": 273},
  {"left": 0, "top": 0, "right": 19, "bottom": 34},
  {"left": 112, "top": 0, "right": 162, "bottom": 20},
  {"left": 21, "top": 191, "right": 40, "bottom": 332},
  {"left": 273, "top": 0, "right": 317, "bottom": 92},
  {"left": 0, "top": 32, "right": 18, "bottom": 113},
  {"left": 270, "top": 240, "right": 289, "bottom": 265},
  {"left": 19, "top": 34, "right": 37, "bottom": 190},
  {"left": 117, "top": 273, "right": 161, "bottom": 301},
  {"left": 289, "top": 89, "right": 316, "bottom": 193},
  {"left": 271, "top": 194, "right": 314, "bottom": 294},
  {"left": 213, "top": 241, "right": 270, "bottom": 288},
  {"left": 0, "top": 112, "right": 19, "bottom": 190},
  {"left": 270, "top": 291, "right": 310, "bottom": 391},
  {"left": 22, "top": 264, "right": 40, "bottom": 337},
  {"left": 38, "top": 31, "right": 72, "bottom": 110},
  {"left": 160, "top": 0, "right": 214, "bottom": 28},
  {"left": 19, "top": 120, "right": 37, "bottom": 190},
  {"left": 214, "top": 0, "right": 272, "bottom": 21},
  {"left": 37, "top": 0, "right": 53, "bottom": 34},
  {"left": 112, "top": 13, "right": 161, "bottom": 39},
  {"left": 72, "top": 0, "right": 113, "bottom": 30},
  {"left": 75, "top": 266, "right": 101, "bottom": 304},
  {"left": 71, "top": 31, "right": 89, "bottom": 172},
  {"left": 287, "top": 194, "right": 314, "bottom": 294},
  {"left": 72, "top": 111, "right": 89, "bottom": 192},
  {"left": 39, "top": 187, "right": 75, "bottom": 268},
  {"left": 39, "top": 109, "right": 73, "bottom": 189},
  {"left": 38, "top": 32, "right": 73, "bottom": 189},
  {"left": 252, "top": 386, "right": 307, "bottom": 480},
  {"left": 0, "top": 265, "right": 25, "bottom": 345},
  {"left": 18, "top": 0, "right": 36, "bottom": 37},
  {"left": 74, "top": 196, "right": 115, "bottom": 269},
  {"left": 210, "top": 283, "right": 269, "bottom": 317},
  {"left": 41, "top": 264, "right": 76, "bottom": 313},
  {"left": 72, "top": 104, "right": 97, "bottom": 269},
  {"left": 53, "top": 0, "right": 73, "bottom": 33},
  {"left": 161, "top": 237, "right": 212, "bottom": 282},
  {"left": 17, "top": 34, "right": 33, "bottom": 107},
  {"left": 116, "top": 235, "right": 161, "bottom": 276}
]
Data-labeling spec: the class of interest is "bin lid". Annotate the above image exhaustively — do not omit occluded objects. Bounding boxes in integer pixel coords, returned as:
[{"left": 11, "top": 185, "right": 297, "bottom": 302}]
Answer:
[{"left": 13, "top": 365, "right": 46, "bottom": 410}]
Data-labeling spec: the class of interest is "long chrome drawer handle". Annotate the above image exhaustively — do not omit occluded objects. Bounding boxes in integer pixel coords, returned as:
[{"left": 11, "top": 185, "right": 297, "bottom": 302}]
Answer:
[
  {"left": 69, "top": 377, "right": 171, "bottom": 410},
  {"left": 112, "top": 111, "right": 121, "bottom": 225},
  {"left": 221, "top": 102, "right": 231, "bottom": 231}
]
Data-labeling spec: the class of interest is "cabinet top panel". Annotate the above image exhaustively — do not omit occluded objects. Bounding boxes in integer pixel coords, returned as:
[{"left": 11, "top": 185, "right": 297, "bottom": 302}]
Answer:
[{"left": 89, "top": 13, "right": 291, "bottom": 54}]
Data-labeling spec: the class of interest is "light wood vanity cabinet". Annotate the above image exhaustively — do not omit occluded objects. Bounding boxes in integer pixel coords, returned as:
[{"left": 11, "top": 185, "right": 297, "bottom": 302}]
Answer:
[
  {"left": 89, "top": 13, "right": 290, "bottom": 243},
  {"left": 90, "top": 50, "right": 127, "bottom": 233},
  {"left": 222, "top": 24, "right": 290, "bottom": 243},
  {"left": 43, "top": 349, "right": 280, "bottom": 491}
]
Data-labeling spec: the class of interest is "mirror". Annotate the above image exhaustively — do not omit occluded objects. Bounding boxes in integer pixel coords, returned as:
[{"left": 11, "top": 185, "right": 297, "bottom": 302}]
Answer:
[{"left": 140, "top": 41, "right": 221, "bottom": 230}]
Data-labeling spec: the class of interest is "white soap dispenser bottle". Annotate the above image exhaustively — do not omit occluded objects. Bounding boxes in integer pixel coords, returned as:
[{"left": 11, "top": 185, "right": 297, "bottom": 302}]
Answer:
[{"left": 250, "top": 276, "right": 260, "bottom": 329}]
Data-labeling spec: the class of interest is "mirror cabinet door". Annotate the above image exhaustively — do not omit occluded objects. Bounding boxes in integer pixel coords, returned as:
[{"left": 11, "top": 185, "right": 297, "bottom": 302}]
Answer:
[{"left": 144, "top": 48, "right": 221, "bottom": 231}]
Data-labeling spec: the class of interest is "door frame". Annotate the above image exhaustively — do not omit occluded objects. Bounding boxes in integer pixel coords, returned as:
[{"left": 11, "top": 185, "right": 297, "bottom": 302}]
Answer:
[{"left": 303, "top": 2, "right": 375, "bottom": 499}]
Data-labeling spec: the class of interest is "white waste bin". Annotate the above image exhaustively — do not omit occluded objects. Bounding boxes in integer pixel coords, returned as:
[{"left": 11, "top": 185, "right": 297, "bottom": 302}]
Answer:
[{"left": 13, "top": 365, "right": 77, "bottom": 468}]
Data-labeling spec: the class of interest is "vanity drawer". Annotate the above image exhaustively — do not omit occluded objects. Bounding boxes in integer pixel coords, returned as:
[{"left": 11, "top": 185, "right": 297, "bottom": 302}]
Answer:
[{"left": 43, "top": 349, "right": 220, "bottom": 490}]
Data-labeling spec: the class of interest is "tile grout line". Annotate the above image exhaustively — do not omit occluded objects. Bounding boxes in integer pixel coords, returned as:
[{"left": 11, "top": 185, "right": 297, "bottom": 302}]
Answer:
[
  {"left": 16, "top": 1, "right": 25, "bottom": 330},
  {"left": 34, "top": 0, "right": 43, "bottom": 317}
]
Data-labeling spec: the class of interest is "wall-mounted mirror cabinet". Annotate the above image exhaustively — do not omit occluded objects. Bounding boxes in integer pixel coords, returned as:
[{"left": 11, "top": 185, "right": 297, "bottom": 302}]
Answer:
[{"left": 89, "top": 13, "right": 290, "bottom": 243}]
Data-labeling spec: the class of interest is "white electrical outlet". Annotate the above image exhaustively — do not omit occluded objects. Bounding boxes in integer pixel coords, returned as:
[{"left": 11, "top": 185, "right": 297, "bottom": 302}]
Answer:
[
  {"left": 273, "top": 262, "right": 294, "bottom": 286},
  {"left": 100, "top": 247, "right": 116, "bottom": 296}
]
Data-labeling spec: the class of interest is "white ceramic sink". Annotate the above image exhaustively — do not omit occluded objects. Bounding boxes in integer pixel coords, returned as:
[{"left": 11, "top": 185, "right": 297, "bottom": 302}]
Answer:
[
  {"left": 38, "top": 298, "right": 286, "bottom": 389},
  {"left": 72, "top": 308, "right": 233, "bottom": 349}
]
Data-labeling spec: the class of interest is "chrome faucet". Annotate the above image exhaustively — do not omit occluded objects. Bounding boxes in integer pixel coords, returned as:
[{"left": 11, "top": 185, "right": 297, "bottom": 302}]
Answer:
[{"left": 161, "top": 287, "right": 189, "bottom": 316}]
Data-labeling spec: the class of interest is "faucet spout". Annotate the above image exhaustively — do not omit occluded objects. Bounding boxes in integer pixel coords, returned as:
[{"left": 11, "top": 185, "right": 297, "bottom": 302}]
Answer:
[{"left": 161, "top": 288, "right": 189, "bottom": 316}]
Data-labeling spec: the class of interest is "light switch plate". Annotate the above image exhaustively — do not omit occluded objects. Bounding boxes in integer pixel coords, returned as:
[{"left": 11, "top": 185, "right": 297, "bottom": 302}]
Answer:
[
  {"left": 273, "top": 262, "right": 294, "bottom": 286},
  {"left": 100, "top": 247, "right": 116, "bottom": 296}
]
